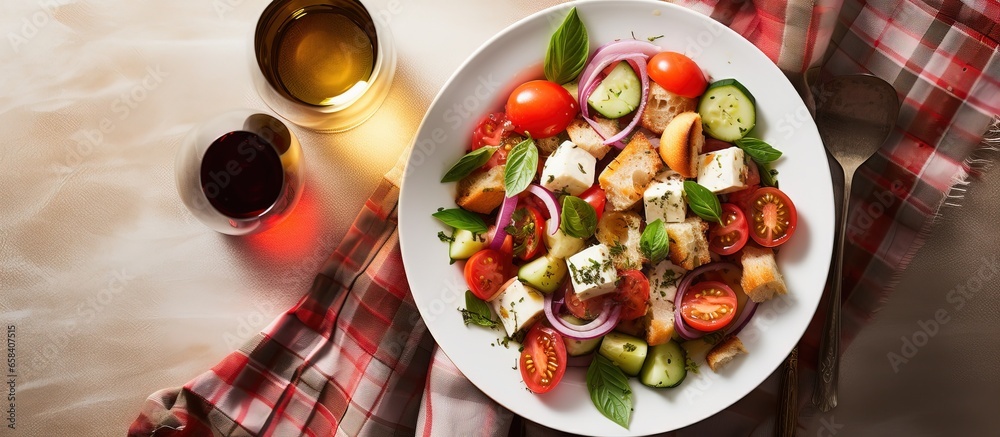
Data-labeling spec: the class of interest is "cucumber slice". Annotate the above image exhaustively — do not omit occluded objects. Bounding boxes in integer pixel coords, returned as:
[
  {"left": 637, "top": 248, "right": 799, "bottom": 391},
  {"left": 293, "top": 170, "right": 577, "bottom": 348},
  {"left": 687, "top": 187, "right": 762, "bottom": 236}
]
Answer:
[
  {"left": 698, "top": 79, "right": 756, "bottom": 141},
  {"left": 560, "top": 314, "right": 602, "bottom": 356},
  {"left": 543, "top": 218, "right": 585, "bottom": 258},
  {"left": 598, "top": 332, "right": 648, "bottom": 376},
  {"left": 517, "top": 254, "right": 567, "bottom": 293},
  {"left": 449, "top": 229, "right": 487, "bottom": 260},
  {"left": 639, "top": 340, "right": 687, "bottom": 388},
  {"left": 587, "top": 62, "right": 642, "bottom": 119}
]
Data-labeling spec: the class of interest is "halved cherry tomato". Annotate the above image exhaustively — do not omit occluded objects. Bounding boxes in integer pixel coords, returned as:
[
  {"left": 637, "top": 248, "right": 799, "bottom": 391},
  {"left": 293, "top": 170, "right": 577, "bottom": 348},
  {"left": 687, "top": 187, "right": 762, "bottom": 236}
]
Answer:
[
  {"left": 708, "top": 203, "right": 749, "bottom": 256},
  {"left": 680, "top": 281, "right": 737, "bottom": 332},
  {"left": 464, "top": 249, "right": 511, "bottom": 300},
  {"left": 613, "top": 270, "right": 651, "bottom": 321},
  {"left": 746, "top": 187, "right": 797, "bottom": 247},
  {"left": 506, "top": 80, "right": 578, "bottom": 138},
  {"left": 579, "top": 185, "right": 607, "bottom": 221},
  {"left": 508, "top": 205, "right": 545, "bottom": 260},
  {"left": 471, "top": 112, "right": 512, "bottom": 150},
  {"left": 519, "top": 324, "right": 567, "bottom": 393},
  {"left": 564, "top": 282, "right": 609, "bottom": 320},
  {"left": 647, "top": 52, "right": 708, "bottom": 98}
]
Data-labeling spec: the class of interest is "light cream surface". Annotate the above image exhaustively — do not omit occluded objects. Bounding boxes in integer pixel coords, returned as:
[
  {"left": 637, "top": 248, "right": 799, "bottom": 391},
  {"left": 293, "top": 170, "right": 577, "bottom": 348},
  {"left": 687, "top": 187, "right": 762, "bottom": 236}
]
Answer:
[{"left": 2, "top": 1, "right": 998, "bottom": 436}]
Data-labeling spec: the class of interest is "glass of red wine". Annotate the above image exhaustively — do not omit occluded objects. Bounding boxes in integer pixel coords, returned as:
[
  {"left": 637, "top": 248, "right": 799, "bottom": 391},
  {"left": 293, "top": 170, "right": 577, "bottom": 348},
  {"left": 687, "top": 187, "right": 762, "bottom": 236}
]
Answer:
[{"left": 175, "top": 110, "right": 304, "bottom": 235}]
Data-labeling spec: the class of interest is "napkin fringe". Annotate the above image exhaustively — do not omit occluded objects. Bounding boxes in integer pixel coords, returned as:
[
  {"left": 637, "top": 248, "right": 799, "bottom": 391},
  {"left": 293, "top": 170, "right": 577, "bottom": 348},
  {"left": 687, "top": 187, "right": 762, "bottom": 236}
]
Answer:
[{"left": 940, "top": 116, "right": 1000, "bottom": 212}]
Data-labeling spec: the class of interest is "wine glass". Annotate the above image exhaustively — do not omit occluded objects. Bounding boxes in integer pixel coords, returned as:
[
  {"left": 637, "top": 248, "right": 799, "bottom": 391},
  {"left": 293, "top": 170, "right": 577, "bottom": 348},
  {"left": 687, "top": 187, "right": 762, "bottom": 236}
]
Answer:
[{"left": 175, "top": 110, "right": 305, "bottom": 235}]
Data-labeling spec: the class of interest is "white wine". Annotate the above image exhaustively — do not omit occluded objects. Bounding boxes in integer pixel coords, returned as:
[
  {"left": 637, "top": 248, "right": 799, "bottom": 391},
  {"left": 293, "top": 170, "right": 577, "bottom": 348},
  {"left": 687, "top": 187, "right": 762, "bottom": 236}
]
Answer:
[{"left": 256, "top": 0, "right": 378, "bottom": 107}]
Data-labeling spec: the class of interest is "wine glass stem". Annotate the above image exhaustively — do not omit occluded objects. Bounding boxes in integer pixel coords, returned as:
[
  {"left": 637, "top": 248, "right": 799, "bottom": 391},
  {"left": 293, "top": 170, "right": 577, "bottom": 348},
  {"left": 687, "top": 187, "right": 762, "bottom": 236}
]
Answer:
[{"left": 814, "top": 169, "right": 851, "bottom": 411}]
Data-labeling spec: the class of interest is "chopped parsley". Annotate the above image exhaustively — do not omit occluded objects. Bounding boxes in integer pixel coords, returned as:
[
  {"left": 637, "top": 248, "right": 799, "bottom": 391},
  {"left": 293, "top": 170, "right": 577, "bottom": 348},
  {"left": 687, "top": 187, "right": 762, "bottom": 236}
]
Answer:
[
  {"left": 684, "top": 355, "right": 701, "bottom": 374},
  {"left": 578, "top": 163, "right": 587, "bottom": 174},
  {"left": 437, "top": 231, "right": 454, "bottom": 243},
  {"left": 623, "top": 343, "right": 637, "bottom": 352}
]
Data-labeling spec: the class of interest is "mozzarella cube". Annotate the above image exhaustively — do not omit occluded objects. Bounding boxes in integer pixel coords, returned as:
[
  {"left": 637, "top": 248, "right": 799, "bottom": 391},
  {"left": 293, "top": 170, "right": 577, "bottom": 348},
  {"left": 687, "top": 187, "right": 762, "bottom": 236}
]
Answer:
[
  {"left": 644, "top": 176, "right": 686, "bottom": 224},
  {"left": 541, "top": 140, "right": 596, "bottom": 196},
  {"left": 646, "top": 260, "right": 687, "bottom": 302},
  {"left": 566, "top": 244, "right": 618, "bottom": 301},
  {"left": 697, "top": 147, "right": 749, "bottom": 194},
  {"left": 490, "top": 280, "right": 546, "bottom": 337}
]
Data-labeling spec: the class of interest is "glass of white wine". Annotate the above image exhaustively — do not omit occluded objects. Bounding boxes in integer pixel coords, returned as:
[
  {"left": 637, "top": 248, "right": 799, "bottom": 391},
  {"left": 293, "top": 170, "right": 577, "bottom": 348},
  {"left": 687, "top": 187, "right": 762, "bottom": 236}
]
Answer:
[{"left": 251, "top": 0, "right": 396, "bottom": 132}]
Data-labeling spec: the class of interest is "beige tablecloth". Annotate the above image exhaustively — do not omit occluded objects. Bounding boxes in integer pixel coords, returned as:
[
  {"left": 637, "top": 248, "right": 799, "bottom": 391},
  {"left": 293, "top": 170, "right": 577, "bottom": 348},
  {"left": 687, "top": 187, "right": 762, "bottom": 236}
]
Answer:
[{"left": 1, "top": 0, "right": 997, "bottom": 436}]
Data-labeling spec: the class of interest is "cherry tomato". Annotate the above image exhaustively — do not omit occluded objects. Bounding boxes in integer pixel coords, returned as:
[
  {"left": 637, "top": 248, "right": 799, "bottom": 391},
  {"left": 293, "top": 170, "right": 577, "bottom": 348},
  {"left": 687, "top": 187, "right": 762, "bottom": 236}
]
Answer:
[
  {"left": 505, "top": 80, "right": 578, "bottom": 138},
  {"left": 613, "top": 270, "right": 651, "bottom": 321},
  {"left": 564, "top": 282, "right": 609, "bottom": 320},
  {"left": 508, "top": 205, "right": 545, "bottom": 260},
  {"left": 745, "top": 187, "right": 797, "bottom": 247},
  {"left": 680, "top": 281, "right": 737, "bottom": 332},
  {"left": 708, "top": 203, "right": 749, "bottom": 256},
  {"left": 471, "top": 112, "right": 512, "bottom": 150},
  {"left": 519, "top": 324, "right": 567, "bottom": 393},
  {"left": 578, "top": 185, "right": 607, "bottom": 221},
  {"left": 647, "top": 52, "right": 708, "bottom": 98},
  {"left": 464, "top": 249, "right": 511, "bottom": 300},
  {"left": 726, "top": 184, "right": 759, "bottom": 213}
]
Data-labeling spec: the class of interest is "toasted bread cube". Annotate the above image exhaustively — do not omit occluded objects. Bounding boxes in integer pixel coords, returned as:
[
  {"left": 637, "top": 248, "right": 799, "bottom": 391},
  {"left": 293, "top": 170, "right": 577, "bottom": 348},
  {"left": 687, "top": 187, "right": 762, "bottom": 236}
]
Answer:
[
  {"left": 598, "top": 133, "right": 664, "bottom": 211},
  {"left": 664, "top": 217, "right": 711, "bottom": 270},
  {"left": 740, "top": 246, "right": 788, "bottom": 303},
  {"left": 645, "top": 260, "right": 687, "bottom": 346},
  {"left": 566, "top": 116, "right": 620, "bottom": 159},
  {"left": 456, "top": 165, "right": 505, "bottom": 214}
]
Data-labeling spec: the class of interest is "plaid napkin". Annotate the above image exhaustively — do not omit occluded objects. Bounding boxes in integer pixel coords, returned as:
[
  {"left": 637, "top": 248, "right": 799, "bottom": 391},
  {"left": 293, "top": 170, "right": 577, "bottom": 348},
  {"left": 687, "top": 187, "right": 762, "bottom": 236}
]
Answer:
[{"left": 130, "top": 0, "right": 999, "bottom": 435}]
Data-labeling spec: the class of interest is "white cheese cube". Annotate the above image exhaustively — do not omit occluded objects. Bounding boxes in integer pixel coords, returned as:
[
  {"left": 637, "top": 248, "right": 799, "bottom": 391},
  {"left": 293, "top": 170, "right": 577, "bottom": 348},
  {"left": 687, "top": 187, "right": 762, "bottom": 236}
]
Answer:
[
  {"left": 541, "top": 140, "right": 596, "bottom": 196},
  {"left": 490, "top": 280, "right": 546, "bottom": 337},
  {"left": 644, "top": 177, "right": 686, "bottom": 224},
  {"left": 566, "top": 244, "right": 618, "bottom": 301},
  {"left": 646, "top": 260, "right": 687, "bottom": 302},
  {"left": 697, "top": 147, "right": 749, "bottom": 194},
  {"left": 543, "top": 218, "right": 585, "bottom": 258}
]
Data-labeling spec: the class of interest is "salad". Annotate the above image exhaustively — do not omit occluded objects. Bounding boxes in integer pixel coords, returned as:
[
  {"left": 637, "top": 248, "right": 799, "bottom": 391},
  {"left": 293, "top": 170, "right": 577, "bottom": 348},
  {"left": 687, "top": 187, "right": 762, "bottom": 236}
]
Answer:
[{"left": 432, "top": 8, "right": 798, "bottom": 429}]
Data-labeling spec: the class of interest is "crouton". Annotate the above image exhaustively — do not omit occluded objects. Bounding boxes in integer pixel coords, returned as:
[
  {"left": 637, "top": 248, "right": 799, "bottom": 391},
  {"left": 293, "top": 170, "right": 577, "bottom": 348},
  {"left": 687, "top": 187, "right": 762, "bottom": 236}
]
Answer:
[
  {"left": 707, "top": 336, "right": 748, "bottom": 372},
  {"left": 595, "top": 211, "right": 645, "bottom": 270},
  {"left": 640, "top": 82, "right": 697, "bottom": 135},
  {"left": 535, "top": 134, "right": 566, "bottom": 157},
  {"left": 566, "top": 116, "right": 620, "bottom": 159},
  {"left": 598, "top": 132, "right": 664, "bottom": 211},
  {"left": 663, "top": 216, "right": 711, "bottom": 270},
  {"left": 659, "top": 111, "right": 704, "bottom": 178},
  {"left": 456, "top": 165, "right": 505, "bottom": 214},
  {"left": 614, "top": 317, "right": 645, "bottom": 338},
  {"left": 740, "top": 246, "right": 788, "bottom": 302},
  {"left": 645, "top": 260, "right": 686, "bottom": 346}
]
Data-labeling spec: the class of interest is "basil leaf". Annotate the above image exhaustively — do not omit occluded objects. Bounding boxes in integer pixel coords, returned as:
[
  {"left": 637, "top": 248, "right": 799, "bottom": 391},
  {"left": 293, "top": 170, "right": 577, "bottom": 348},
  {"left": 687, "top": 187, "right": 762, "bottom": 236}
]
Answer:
[
  {"left": 460, "top": 290, "right": 498, "bottom": 329},
  {"left": 683, "top": 181, "right": 722, "bottom": 224},
  {"left": 586, "top": 354, "right": 632, "bottom": 429},
  {"left": 734, "top": 137, "right": 782, "bottom": 164},
  {"left": 441, "top": 147, "right": 497, "bottom": 182},
  {"left": 432, "top": 208, "right": 488, "bottom": 233},
  {"left": 560, "top": 196, "right": 597, "bottom": 239},
  {"left": 757, "top": 161, "right": 779, "bottom": 188},
  {"left": 544, "top": 7, "right": 589, "bottom": 85},
  {"left": 503, "top": 138, "right": 538, "bottom": 196},
  {"left": 639, "top": 219, "right": 669, "bottom": 264}
]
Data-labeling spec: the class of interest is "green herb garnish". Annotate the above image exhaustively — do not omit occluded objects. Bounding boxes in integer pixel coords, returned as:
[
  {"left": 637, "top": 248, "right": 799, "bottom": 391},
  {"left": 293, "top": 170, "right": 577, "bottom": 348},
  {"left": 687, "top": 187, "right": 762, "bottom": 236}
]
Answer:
[
  {"left": 586, "top": 354, "right": 632, "bottom": 429},
  {"left": 734, "top": 137, "right": 782, "bottom": 164},
  {"left": 560, "top": 195, "right": 598, "bottom": 239},
  {"left": 441, "top": 146, "right": 497, "bottom": 182},
  {"left": 459, "top": 291, "right": 498, "bottom": 329},
  {"left": 683, "top": 181, "right": 722, "bottom": 224},
  {"left": 544, "top": 7, "right": 589, "bottom": 85},
  {"left": 432, "top": 208, "right": 488, "bottom": 233},
  {"left": 503, "top": 137, "right": 539, "bottom": 196},
  {"left": 757, "top": 161, "right": 779, "bottom": 188},
  {"left": 639, "top": 219, "right": 669, "bottom": 264}
]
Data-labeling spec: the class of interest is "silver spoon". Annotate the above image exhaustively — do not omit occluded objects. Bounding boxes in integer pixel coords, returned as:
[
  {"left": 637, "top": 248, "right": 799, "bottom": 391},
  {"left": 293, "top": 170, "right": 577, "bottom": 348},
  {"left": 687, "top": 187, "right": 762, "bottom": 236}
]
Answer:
[{"left": 812, "top": 74, "right": 899, "bottom": 412}]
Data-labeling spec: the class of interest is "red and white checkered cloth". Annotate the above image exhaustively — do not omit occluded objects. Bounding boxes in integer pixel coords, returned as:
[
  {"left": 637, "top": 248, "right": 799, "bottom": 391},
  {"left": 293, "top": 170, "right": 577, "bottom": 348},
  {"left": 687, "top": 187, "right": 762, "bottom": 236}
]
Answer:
[{"left": 130, "top": 1, "right": 999, "bottom": 435}]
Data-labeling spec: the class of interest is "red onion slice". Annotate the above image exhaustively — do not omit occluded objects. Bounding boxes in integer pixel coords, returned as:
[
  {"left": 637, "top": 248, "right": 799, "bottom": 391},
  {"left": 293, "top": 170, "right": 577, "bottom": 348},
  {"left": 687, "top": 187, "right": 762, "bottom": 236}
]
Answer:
[
  {"left": 577, "top": 44, "right": 656, "bottom": 149},
  {"left": 543, "top": 289, "right": 621, "bottom": 340},
  {"left": 725, "top": 299, "right": 759, "bottom": 336},
  {"left": 526, "top": 185, "right": 560, "bottom": 235},
  {"left": 488, "top": 196, "right": 518, "bottom": 251}
]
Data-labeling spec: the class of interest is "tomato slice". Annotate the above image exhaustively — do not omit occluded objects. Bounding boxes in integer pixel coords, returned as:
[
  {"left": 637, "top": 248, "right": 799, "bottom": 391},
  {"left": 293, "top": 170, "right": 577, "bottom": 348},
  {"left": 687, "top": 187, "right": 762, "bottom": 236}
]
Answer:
[
  {"left": 505, "top": 80, "right": 578, "bottom": 138},
  {"left": 646, "top": 52, "right": 708, "bottom": 98},
  {"left": 519, "top": 324, "right": 567, "bottom": 393},
  {"left": 613, "top": 270, "right": 651, "bottom": 321},
  {"left": 708, "top": 203, "right": 749, "bottom": 256},
  {"left": 578, "top": 185, "right": 607, "bottom": 221},
  {"left": 507, "top": 205, "right": 545, "bottom": 260},
  {"left": 680, "top": 281, "right": 737, "bottom": 332},
  {"left": 564, "top": 283, "right": 610, "bottom": 320},
  {"left": 471, "top": 112, "right": 512, "bottom": 150},
  {"left": 746, "top": 187, "right": 797, "bottom": 247},
  {"left": 464, "top": 249, "right": 511, "bottom": 300}
]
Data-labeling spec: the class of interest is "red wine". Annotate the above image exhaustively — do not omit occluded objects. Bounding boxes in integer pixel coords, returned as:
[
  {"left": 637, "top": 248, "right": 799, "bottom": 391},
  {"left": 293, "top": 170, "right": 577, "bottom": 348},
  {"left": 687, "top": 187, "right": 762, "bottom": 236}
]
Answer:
[{"left": 200, "top": 131, "right": 284, "bottom": 219}]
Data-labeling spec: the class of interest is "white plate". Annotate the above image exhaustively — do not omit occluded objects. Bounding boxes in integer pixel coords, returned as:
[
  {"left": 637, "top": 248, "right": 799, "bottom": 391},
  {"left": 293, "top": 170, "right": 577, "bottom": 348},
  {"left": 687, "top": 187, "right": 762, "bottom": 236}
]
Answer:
[{"left": 398, "top": 1, "right": 834, "bottom": 435}]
